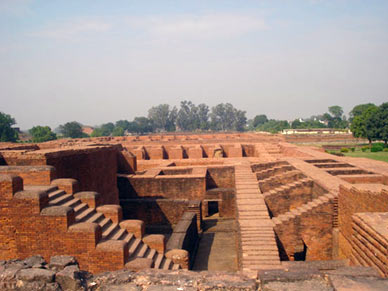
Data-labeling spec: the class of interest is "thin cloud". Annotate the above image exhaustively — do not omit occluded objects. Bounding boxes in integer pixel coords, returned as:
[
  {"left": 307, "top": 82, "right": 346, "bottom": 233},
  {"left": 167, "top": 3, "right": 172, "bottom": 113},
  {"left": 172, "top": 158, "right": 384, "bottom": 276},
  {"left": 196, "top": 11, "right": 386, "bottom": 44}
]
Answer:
[
  {"left": 0, "top": 0, "right": 32, "bottom": 16},
  {"left": 127, "top": 13, "right": 268, "bottom": 40},
  {"left": 31, "top": 19, "right": 112, "bottom": 40}
]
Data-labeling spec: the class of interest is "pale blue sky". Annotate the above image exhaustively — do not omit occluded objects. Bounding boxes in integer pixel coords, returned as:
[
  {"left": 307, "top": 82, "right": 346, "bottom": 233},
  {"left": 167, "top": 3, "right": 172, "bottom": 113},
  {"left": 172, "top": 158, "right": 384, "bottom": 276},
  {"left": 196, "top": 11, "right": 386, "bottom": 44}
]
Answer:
[{"left": 1, "top": 0, "right": 388, "bottom": 129}]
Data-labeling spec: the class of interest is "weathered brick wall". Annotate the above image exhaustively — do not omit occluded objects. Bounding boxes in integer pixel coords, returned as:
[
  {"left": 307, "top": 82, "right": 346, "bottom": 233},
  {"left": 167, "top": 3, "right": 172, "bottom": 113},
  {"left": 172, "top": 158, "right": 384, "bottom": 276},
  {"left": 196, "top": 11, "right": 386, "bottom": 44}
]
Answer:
[
  {"left": 0, "top": 176, "right": 127, "bottom": 273},
  {"left": 339, "top": 174, "right": 386, "bottom": 185},
  {"left": 117, "top": 148, "right": 137, "bottom": 174},
  {"left": 259, "top": 171, "right": 306, "bottom": 193},
  {"left": 338, "top": 185, "right": 388, "bottom": 258},
  {"left": 0, "top": 147, "right": 120, "bottom": 205},
  {"left": 241, "top": 144, "right": 256, "bottom": 157},
  {"left": 0, "top": 166, "right": 55, "bottom": 185},
  {"left": 265, "top": 182, "right": 314, "bottom": 217},
  {"left": 206, "top": 166, "right": 235, "bottom": 189},
  {"left": 0, "top": 175, "right": 23, "bottom": 260},
  {"left": 350, "top": 213, "right": 388, "bottom": 277},
  {"left": 221, "top": 144, "right": 242, "bottom": 158},
  {"left": 120, "top": 198, "right": 189, "bottom": 226},
  {"left": 45, "top": 148, "right": 119, "bottom": 204},
  {"left": 274, "top": 201, "right": 333, "bottom": 261},
  {"left": 118, "top": 175, "right": 206, "bottom": 200},
  {"left": 338, "top": 185, "right": 388, "bottom": 261}
]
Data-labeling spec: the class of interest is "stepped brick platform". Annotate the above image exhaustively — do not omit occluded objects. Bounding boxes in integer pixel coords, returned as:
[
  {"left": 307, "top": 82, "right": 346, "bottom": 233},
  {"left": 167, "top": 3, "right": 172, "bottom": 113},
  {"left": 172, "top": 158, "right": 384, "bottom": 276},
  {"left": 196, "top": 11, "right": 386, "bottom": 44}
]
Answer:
[
  {"left": 0, "top": 175, "right": 179, "bottom": 273},
  {"left": 351, "top": 212, "right": 388, "bottom": 277},
  {"left": 234, "top": 163, "right": 281, "bottom": 272},
  {"left": 2, "top": 132, "right": 388, "bottom": 286}
]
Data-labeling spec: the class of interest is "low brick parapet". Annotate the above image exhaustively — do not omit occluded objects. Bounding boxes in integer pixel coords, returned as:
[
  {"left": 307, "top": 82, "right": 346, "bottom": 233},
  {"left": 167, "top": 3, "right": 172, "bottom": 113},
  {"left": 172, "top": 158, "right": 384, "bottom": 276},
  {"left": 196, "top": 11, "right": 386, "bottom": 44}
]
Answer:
[
  {"left": 120, "top": 220, "right": 145, "bottom": 239},
  {"left": 74, "top": 191, "right": 102, "bottom": 208},
  {"left": 96, "top": 205, "right": 123, "bottom": 224},
  {"left": 51, "top": 178, "right": 79, "bottom": 194}
]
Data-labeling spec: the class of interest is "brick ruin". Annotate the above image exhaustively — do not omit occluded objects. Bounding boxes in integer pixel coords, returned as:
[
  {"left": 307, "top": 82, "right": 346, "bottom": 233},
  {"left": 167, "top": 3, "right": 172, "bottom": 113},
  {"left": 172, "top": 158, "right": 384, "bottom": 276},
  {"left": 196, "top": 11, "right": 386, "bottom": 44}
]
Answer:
[{"left": 1, "top": 132, "right": 388, "bottom": 284}]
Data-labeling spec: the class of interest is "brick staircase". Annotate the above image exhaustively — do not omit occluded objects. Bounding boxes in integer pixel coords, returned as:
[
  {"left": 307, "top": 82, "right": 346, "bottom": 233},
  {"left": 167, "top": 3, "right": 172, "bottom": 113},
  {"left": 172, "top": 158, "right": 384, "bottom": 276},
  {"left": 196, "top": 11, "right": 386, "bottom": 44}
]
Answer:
[
  {"left": 255, "top": 162, "right": 316, "bottom": 218},
  {"left": 255, "top": 164, "right": 294, "bottom": 180},
  {"left": 22, "top": 184, "right": 180, "bottom": 271},
  {"left": 271, "top": 192, "right": 337, "bottom": 226},
  {"left": 234, "top": 163, "right": 281, "bottom": 272},
  {"left": 262, "top": 178, "right": 313, "bottom": 200},
  {"left": 258, "top": 170, "right": 306, "bottom": 193}
]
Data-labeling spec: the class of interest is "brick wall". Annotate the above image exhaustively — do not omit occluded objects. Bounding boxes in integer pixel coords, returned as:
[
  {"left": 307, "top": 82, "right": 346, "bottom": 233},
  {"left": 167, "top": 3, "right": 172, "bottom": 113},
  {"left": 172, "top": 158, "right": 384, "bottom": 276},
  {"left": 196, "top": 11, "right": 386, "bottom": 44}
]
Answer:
[
  {"left": 1, "top": 147, "right": 120, "bottom": 205},
  {"left": 118, "top": 174, "right": 206, "bottom": 200},
  {"left": 274, "top": 201, "right": 333, "bottom": 261},
  {"left": 338, "top": 184, "right": 388, "bottom": 264},
  {"left": 265, "top": 182, "right": 314, "bottom": 217},
  {"left": 0, "top": 176, "right": 126, "bottom": 273},
  {"left": 0, "top": 166, "right": 55, "bottom": 185},
  {"left": 120, "top": 198, "right": 190, "bottom": 227},
  {"left": 206, "top": 166, "right": 235, "bottom": 189}
]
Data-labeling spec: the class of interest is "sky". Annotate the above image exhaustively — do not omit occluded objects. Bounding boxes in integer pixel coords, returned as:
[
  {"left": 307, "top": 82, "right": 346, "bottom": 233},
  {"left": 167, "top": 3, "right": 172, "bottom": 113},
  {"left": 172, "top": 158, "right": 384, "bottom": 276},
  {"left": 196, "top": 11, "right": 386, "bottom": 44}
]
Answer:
[{"left": 1, "top": 0, "right": 388, "bottom": 130}]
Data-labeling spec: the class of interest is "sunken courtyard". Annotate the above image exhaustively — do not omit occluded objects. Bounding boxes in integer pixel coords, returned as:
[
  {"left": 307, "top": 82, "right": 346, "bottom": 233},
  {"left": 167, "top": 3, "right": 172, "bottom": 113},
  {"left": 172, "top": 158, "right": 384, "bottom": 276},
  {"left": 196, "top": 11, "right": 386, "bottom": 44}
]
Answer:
[{"left": 1, "top": 132, "right": 388, "bottom": 290}]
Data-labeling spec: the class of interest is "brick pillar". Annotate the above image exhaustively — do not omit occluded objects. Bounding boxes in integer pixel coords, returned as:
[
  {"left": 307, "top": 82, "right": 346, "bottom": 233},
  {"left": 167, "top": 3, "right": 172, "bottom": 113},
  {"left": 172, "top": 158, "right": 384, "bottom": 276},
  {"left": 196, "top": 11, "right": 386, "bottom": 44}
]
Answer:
[{"left": 0, "top": 174, "right": 23, "bottom": 200}]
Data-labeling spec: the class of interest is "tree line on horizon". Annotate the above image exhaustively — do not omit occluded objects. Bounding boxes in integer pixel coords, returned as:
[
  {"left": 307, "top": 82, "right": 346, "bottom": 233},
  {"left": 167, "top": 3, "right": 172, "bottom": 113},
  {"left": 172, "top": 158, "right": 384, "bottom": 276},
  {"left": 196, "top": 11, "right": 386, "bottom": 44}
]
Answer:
[{"left": 0, "top": 101, "right": 387, "bottom": 144}]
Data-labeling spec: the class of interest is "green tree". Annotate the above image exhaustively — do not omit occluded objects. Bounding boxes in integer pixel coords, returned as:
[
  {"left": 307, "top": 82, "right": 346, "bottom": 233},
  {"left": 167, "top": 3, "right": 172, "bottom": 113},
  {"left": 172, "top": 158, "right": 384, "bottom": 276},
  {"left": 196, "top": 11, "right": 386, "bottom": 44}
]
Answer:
[
  {"left": 210, "top": 103, "right": 247, "bottom": 131},
  {"left": 100, "top": 122, "right": 115, "bottom": 136},
  {"left": 253, "top": 115, "right": 268, "bottom": 128},
  {"left": 234, "top": 109, "right": 247, "bottom": 132},
  {"left": 148, "top": 104, "right": 177, "bottom": 132},
  {"left": 198, "top": 103, "right": 210, "bottom": 130},
  {"left": 90, "top": 128, "right": 104, "bottom": 137},
  {"left": 112, "top": 126, "right": 125, "bottom": 136},
  {"left": 128, "top": 117, "right": 154, "bottom": 134},
  {"left": 58, "top": 122, "right": 84, "bottom": 138},
  {"left": 29, "top": 126, "right": 57, "bottom": 142},
  {"left": 328, "top": 106, "right": 343, "bottom": 119},
  {"left": 115, "top": 120, "right": 131, "bottom": 131},
  {"left": 349, "top": 103, "right": 376, "bottom": 122},
  {"left": 323, "top": 106, "right": 348, "bottom": 128},
  {"left": 0, "top": 112, "right": 18, "bottom": 142},
  {"left": 291, "top": 119, "right": 302, "bottom": 129},
  {"left": 351, "top": 106, "right": 379, "bottom": 144},
  {"left": 176, "top": 100, "right": 200, "bottom": 131},
  {"left": 376, "top": 102, "right": 388, "bottom": 144},
  {"left": 257, "top": 119, "right": 290, "bottom": 133}
]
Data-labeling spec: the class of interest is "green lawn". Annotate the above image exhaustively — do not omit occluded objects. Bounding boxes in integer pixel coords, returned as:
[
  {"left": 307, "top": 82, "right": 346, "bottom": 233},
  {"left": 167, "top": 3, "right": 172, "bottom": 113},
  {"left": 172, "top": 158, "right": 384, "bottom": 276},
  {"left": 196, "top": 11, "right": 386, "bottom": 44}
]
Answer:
[{"left": 343, "top": 151, "right": 388, "bottom": 163}]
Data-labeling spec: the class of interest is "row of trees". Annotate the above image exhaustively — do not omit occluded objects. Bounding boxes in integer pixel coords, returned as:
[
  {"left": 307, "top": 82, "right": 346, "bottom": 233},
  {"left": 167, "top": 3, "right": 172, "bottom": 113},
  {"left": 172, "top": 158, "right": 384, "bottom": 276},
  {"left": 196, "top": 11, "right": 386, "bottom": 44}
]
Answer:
[
  {"left": 0, "top": 101, "right": 386, "bottom": 142},
  {"left": 249, "top": 106, "right": 349, "bottom": 133},
  {"left": 89, "top": 101, "right": 247, "bottom": 137}
]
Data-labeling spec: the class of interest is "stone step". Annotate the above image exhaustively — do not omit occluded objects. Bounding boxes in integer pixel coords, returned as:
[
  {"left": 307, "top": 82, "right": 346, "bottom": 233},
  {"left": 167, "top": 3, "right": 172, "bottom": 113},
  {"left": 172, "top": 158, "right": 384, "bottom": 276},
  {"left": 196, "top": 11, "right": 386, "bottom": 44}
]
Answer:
[
  {"left": 73, "top": 203, "right": 88, "bottom": 216},
  {"left": 132, "top": 243, "right": 148, "bottom": 258},
  {"left": 48, "top": 189, "right": 66, "bottom": 201},
  {"left": 146, "top": 248, "right": 157, "bottom": 261},
  {"left": 85, "top": 212, "right": 104, "bottom": 224},
  {"left": 102, "top": 223, "right": 119, "bottom": 239},
  {"left": 99, "top": 218, "right": 111, "bottom": 230},
  {"left": 109, "top": 228, "right": 127, "bottom": 240},
  {"left": 128, "top": 238, "right": 142, "bottom": 256},
  {"left": 75, "top": 207, "right": 95, "bottom": 222},
  {"left": 49, "top": 193, "right": 73, "bottom": 206},
  {"left": 154, "top": 254, "right": 164, "bottom": 269},
  {"left": 162, "top": 258, "right": 173, "bottom": 270},
  {"left": 62, "top": 198, "right": 81, "bottom": 208}
]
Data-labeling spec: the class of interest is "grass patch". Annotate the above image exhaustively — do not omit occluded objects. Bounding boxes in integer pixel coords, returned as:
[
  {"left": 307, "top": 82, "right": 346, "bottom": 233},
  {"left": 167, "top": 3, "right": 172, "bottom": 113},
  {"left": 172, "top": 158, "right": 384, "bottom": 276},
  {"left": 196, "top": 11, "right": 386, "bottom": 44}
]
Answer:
[
  {"left": 326, "top": 146, "right": 388, "bottom": 163},
  {"left": 343, "top": 151, "right": 388, "bottom": 163}
]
